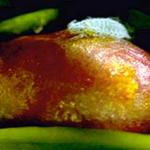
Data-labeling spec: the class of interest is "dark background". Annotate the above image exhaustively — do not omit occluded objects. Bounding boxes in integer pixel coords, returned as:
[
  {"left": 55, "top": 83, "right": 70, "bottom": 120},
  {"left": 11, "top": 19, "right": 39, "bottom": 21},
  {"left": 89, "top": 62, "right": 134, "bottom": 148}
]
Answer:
[{"left": 0, "top": 0, "right": 150, "bottom": 50}]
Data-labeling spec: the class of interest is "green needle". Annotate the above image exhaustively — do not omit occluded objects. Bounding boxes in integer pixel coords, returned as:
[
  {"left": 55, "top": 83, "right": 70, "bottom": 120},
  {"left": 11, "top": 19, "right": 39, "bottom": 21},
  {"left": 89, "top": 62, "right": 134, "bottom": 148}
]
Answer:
[
  {"left": 0, "top": 8, "right": 59, "bottom": 35},
  {"left": 0, "top": 127, "right": 150, "bottom": 150}
]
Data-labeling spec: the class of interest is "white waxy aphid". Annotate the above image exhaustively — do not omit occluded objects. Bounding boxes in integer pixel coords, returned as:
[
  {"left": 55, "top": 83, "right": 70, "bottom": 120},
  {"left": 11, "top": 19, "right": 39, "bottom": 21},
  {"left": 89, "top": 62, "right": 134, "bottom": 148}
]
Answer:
[{"left": 67, "top": 18, "right": 131, "bottom": 39}]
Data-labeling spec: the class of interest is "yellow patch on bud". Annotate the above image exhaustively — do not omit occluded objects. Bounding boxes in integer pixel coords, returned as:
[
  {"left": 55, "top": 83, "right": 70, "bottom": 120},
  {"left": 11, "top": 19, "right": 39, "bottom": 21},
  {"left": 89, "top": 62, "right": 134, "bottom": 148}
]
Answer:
[{"left": 0, "top": 69, "right": 36, "bottom": 119}]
